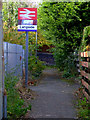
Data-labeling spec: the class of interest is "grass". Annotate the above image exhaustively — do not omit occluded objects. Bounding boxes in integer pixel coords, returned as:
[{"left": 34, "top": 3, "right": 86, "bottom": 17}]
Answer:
[
  {"left": 77, "top": 97, "right": 90, "bottom": 119},
  {"left": 5, "top": 73, "right": 31, "bottom": 119}
]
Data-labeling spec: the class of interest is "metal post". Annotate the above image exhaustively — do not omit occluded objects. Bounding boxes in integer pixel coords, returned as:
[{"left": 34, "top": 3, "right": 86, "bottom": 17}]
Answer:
[
  {"left": 36, "top": 31, "right": 37, "bottom": 56},
  {"left": 25, "top": 31, "right": 28, "bottom": 87},
  {"left": 3, "top": 90, "right": 7, "bottom": 118},
  {"left": 6, "top": 42, "right": 8, "bottom": 74},
  {"left": 0, "top": 0, "right": 3, "bottom": 119}
]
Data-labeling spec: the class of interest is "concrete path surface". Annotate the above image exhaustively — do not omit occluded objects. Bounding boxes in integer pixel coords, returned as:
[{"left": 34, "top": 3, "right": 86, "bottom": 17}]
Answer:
[{"left": 28, "top": 68, "right": 79, "bottom": 119}]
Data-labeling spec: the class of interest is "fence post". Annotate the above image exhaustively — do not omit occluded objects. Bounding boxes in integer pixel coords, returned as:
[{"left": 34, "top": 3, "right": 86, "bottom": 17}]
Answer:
[{"left": 0, "top": 0, "right": 3, "bottom": 119}]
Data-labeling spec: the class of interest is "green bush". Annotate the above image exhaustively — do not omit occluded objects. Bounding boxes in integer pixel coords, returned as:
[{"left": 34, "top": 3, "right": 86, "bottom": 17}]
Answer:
[
  {"left": 54, "top": 51, "right": 78, "bottom": 78},
  {"left": 63, "top": 52, "right": 78, "bottom": 78},
  {"left": 28, "top": 55, "right": 45, "bottom": 79},
  {"left": 5, "top": 73, "right": 31, "bottom": 119}
]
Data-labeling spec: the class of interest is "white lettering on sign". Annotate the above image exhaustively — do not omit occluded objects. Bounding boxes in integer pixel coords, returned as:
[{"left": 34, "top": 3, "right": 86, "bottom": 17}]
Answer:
[{"left": 18, "top": 25, "right": 37, "bottom": 30}]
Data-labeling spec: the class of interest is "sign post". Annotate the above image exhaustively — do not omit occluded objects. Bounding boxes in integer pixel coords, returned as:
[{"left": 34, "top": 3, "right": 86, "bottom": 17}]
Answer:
[
  {"left": 25, "top": 31, "right": 28, "bottom": 87},
  {"left": 18, "top": 8, "right": 37, "bottom": 87},
  {"left": 36, "top": 31, "right": 37, "bottom": 56},
  {"left": 0, "top": 0, "right": 3, "bottom": 119}
]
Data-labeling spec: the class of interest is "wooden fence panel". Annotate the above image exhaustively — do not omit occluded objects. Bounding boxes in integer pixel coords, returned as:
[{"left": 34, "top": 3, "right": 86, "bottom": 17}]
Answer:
[
  {"left": 80, "top": 51, "right": 90, "bottom": 101},
  {"left": 81, "top": 70, "right": 90, "bottom": 80},
  {"left": 80, "top": 61, "right": 90, "bottom": 68}
]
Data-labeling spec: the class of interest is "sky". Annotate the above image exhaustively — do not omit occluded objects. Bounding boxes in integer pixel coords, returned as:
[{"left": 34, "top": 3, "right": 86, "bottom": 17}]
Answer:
[{"left": 2, "top": 0, "right": 42, "bottom": 3}]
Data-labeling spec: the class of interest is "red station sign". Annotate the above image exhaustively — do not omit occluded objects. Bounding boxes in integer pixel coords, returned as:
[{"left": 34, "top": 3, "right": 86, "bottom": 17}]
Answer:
[
  {"left": 18, "top": 8, "right": 37, "bottom": 20},
  {"left": 18, "top": 8, "right": 37, "bottom": 32}
]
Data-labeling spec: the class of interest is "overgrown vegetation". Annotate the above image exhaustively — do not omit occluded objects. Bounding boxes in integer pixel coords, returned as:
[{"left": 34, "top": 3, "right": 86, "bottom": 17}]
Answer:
[
  {"left": 77, "top": 97, "right": 90, "bottom": 119},
  {"left": 38, "top": 2, "right": 90, "bottom": 77},
  {"left": 5, "top": 73, "right": 31, "bottom": 119}
]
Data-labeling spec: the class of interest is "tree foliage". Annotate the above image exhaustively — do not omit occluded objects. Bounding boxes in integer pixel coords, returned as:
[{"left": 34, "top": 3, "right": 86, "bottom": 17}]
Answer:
[{"left": 38, "top": 2, "right": 90, "bottom": 70}]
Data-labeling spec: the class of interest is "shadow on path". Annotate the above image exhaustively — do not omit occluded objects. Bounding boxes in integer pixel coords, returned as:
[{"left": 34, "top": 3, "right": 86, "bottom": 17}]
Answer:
[{"left": 27, "top": 68, "right": 79, "bottom": 119}]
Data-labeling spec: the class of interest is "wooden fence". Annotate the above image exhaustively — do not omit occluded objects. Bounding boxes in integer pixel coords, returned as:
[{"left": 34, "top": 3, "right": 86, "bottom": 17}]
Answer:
[{"left": 80, "top": 51, "right": 90, "bottom": 101}]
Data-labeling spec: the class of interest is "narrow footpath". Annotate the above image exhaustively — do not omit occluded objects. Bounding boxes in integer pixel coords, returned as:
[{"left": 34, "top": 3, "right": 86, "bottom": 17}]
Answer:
[{"left": 27, "top": 68, "right": 79, "bottom": 119}]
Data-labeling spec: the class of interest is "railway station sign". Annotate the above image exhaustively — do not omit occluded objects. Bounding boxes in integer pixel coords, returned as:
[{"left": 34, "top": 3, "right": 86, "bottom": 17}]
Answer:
[{"left": 18, "top": 8, "right": 37, "bottom": 32}]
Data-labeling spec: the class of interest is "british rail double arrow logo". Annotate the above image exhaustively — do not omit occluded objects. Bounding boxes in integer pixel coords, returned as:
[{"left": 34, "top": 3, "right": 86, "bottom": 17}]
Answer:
[
  {"left": 18, "top": 8, "right": 37, "bottom": 20},
  {"left": 20, "top": 9, "right": 35, "bottom": 19}
]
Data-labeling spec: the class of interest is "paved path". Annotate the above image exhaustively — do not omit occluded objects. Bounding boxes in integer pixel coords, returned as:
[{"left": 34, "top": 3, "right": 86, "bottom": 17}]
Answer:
[{"left": 28, "top": 68, "right": 79, "bottom": 119}]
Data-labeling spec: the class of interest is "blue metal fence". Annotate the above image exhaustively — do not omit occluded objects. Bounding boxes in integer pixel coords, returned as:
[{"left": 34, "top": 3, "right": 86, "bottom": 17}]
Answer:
[{"left": 3, "top": 42, "right": 24, "bottom": 77}]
